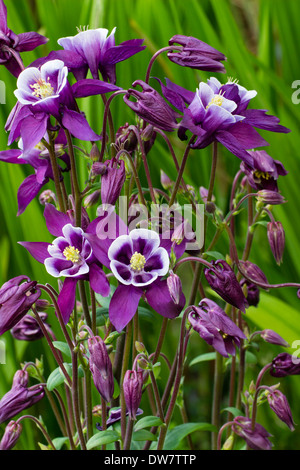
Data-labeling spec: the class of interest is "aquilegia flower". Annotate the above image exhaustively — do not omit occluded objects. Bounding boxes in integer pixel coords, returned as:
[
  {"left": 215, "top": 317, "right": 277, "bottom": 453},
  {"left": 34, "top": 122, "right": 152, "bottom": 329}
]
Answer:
[
  {"left": 240, "top": 150, "right": 288, "bottom": 192},
  {"left": 0, "top": 420, "right": 22, "bottom": 450},
  {"left": 188, "top": 298, "right": 246, "bottom": 357},
  {"left": 204, "top": 259, "right": 248, "bottom": 312},
  {"left": 0, "top": 369, "right": 45, "bottom": 424},
  {"left": 231, "top": 416, "right": 272, "bottom": 450},
  {"left": 88, "top": 335, "right": 114, "bottom": 403},
  {"left": 168, "top": 35, "right": 226, "bottom": 73},
  {"left": 0, "top": 0, "right": 48, "bottom": 77},
  {"left": 57, "top": 27, "right": 146, "bottom": 83},
  {"left": 270, "top": 353, "right": 300, "bottom": 378},
  {"left": 107, "top": 228, "right": 185, "bottom": 331},
  {"left": 0, "top": 275, "right": 41, "bottom": 336},
  {"left": 123, "top": 370, "right": 144, "bottom": 420},
  {"left": 267, "top": 221, "right": 285, "bottom": 265},
  {"left": 19, "top": 203, "right": 111, "bottom": 323},
  {"left": 266, "top": 389, "right": 295, "bottom": 431}
]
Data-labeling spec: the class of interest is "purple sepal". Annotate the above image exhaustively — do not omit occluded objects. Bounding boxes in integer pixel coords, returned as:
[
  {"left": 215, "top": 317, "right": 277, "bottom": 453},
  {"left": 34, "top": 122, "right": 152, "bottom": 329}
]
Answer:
[
  {"left": 57, "top": 277, "right": 78, "bottom": 324},
  {"left": 109, "top": 284, "right": 143, "bottom": 332},
  {"left": 145, "top": 279, "right": 185, "bottom": 319},
  {"left": 18, "top": 241, "right": 51, "bottom": 264},
  {"left": 61, "top": 107, "right": 101, "bottom": 141}
]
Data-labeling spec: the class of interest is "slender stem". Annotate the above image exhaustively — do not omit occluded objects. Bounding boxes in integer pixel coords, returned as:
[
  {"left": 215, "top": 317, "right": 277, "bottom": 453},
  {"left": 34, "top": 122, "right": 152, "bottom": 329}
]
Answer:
[
  {"left": 121, "top": 149, "right": 147, "bottom": 207},
  {"left": 65, "top": 129, "right": 81, "bottom": 227},
  {"left": 53, "top": 389, "right": 76, "bottom": 450},
  {"left": 211, "top": 351, "right": 224, "bottom": 450},
  {"left": 84, "top": 366, "right": 93, "bottom": 441},
  {"left": 3, "top": 46, "right": 25, "bottom": 72},
  {"left": 120, "top": 319, "right": 133, "bottom": 444},
  {"left": 168, "top": 136, "right": 196, "bottom": 207},
  {"left": 78, "top": 280, "right": 92, "bottom": 328},
  {"left": 123, "top": 418, "right": 135, "bottom": 450},
  {"left": 17, "top": 415, "right": 56, "bottom": 450},
  {"left": 149, "top": 370, "right": 165, "bottom": 423},
  {"left": 71, "top": 350, "right": 86, "bottom": 450},
  {"left": 99, "top": 90, "right": 127, "bottom": 162},
  {"left": 151, "top": 317, "right": 168, "bottom": 365},
  {"left": 145, "top": 45, "right": 183, "bottom": 84},
  {"left": 47, "top": 135, "right": 66, "bottom": 213}
]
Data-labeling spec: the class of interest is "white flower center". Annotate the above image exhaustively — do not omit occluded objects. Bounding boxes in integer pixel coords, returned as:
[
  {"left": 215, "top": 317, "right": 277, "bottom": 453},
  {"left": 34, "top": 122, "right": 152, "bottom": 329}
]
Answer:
[{"left": 30, "top": 77, "right": 54, "bottom": 100}]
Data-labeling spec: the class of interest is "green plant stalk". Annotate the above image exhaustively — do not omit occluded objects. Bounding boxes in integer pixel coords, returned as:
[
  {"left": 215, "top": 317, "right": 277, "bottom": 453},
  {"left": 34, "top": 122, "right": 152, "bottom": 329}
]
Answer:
[
  {"left": 17, "top": 415, "right": 56, "bottom": 450},
  {"left": 120, "top": 319, "right": 133, "bottom": 445}
]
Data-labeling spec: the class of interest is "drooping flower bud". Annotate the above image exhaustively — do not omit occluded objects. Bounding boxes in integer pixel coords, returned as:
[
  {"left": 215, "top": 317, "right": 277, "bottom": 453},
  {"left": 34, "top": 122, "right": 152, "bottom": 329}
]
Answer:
[
  {"left": 160, "top": 170, "right": 173, "bottom": 190},
  {"left": 88, "top": 335, "right": 114, "bottom": 403},
  {"left": 267, "top": 389, "right": 295, "bottom": 431},
  {"left": 91, "top": 161, "right": 107, "bottom": 176},
  {"left": 167, "top": 271, "right": 183, "bottom": 305},
  {"left": 260, "top": 329, "right": 290, "bottom": 348},
  {"left": 115, "top": 123, "right": 138, "bottom": 153},
  {"left": 188, "top": 299, "right": 246, "bottom": 357},
  {"left": 240, "top": 279, "right": 260, "bottom": 307},
  {"left": 39, "top": 190, "right": 56, "bottom": 206},
  {"left": 0, "top": 420, "right": 22, "bottom": 450},
  {"left": 101, "top": 158, "right": 126, "bottom": 206},
  {"left": 90, "top": 142, "right": 101, "bottom": 161},
  {"left": 267, "top": 221, "right": 285, "bottom": 265},
  {"left": 270, "top": 352, "right": 300, "bottom": 378},
  {"left": 11, "top": 312, "right": 49, "bottom": 342},
  {"left": 204, "top": 260, "right": 248, "bottom": 312},
  {"left": 231, "top": 416, "right": 272, "bottom": 450},
  {"left": 0, "top": 276, "right": 41, "bottom": 336},
  {"left": 257, "top": 190, "right": 286, "bottom": 205},
  {"left": 83, "top": 190, "right": 101, "bottom": 208},
  {"left": 239, "top": 260, "right": 268, "bottom": 286},
  {"left": 123, "top": 370, "right": 144, "bottom": 420}
]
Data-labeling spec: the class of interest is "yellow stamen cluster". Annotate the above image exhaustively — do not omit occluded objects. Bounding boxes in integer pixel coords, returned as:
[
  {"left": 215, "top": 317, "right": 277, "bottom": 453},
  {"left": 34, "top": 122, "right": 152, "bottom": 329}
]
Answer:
[
  {"left": 253, "top": 170, "right": 270, "bottom": 180},
  {"left": 206, "top": 93, "right": 225, "bottom": 109},
  {"left": 30, "top": 77, "right": 54, "bottom": 100},
  {"left": 130, "top": 252, "right": 146, "bottom": 272},
  {"left": 63, "top": 246, "right": 81, "bottom": 263}
]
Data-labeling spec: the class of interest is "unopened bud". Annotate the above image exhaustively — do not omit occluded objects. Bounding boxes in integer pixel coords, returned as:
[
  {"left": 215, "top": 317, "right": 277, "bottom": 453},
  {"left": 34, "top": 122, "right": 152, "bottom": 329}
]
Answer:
[
  {"left": 167, "top": 271, "right": 183, "bottom": 305},
  {"left": 257, "top": 190, "right": 286, "bottom": 205},
  {"left": 222, "top": 435, "right": 234, "bottom": 450},
  {"left": 84, "top": 190, "right": 101, "bottom": 208},
  {"left": 90, "top": 143, "right": 101, "bottom": 161},
  {"left": 267, "top": 221, "right": 285, "bottom": 265},
  {"left": 160, "top": 170, "right": 173, "bottom": 190},
  {"left": 260, "top": 329, "right": 290, "bottom": 348},
  {"left": 123, "top": 370, "right": 144, "bottom": 420},
  {"left": 91, "top": 161, "right": 107, "bottom": 176},
  {"left": 0, "top": 420, "right": 22, "bottom": 450},
  {"left": 39, "top": 190, "right": 56, "bottom": 206}
]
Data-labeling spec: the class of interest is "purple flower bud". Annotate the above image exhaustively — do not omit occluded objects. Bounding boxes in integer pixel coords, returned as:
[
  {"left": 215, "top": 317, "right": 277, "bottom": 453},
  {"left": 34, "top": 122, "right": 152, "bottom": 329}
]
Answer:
[
  {"left": 0, "top": 370, "right": 45, "bottom": 424},
  {"left": 188, "top": 298, "right": 246, "bottom": 357},
  {"left": 168, "top": 35, "right": 226, "bottom": 73},
  {"left": 0, "top": 420, "right": 22, "bottom": 450},
  {"left": 267, "top": 389, "right": 295, "bottom": 431},
  {"left": 260, "top": 329, "right": 290, "bottom": 348},
  {"left": 88, "top": 336, "right": 114, "bottom": 403},
  {"left": 257, "top": 190, "right": 286, "bottom": 205},
  {"left": 0, "top": 276, "right": 41, "bottom": 336},
  {"left": 267, "top": 221, "right": 285, "bottom": 265},
  {"left": 204, "top": 260, "right": 248, "bottom": 312},
  {"left": 239, "top": 260, "right": 268, "bottom": 285},
  {"left": 123, "top": 370, "right": 144, "bottom": 420},
  {"left": 90, "top": 143, "right": 101, "bottom": 161},
  {"left": 240, "top": 279, "right": 260, "bottom": 307},
  {"left": 124, "top": 80, "right": 179, "bottom": 133},
  {"left": 83, "top": 190, "right": 101, "bottom": 209},
  {"left": 96, "top": 407, "right": 143, "bottom": 431},
  {"left": 115, "top": 123, "right": 138, "bottom": 152},
  {"left": 91, "top": 162, "right": 107, "bottom": 176},
  {"left": 101, "top": 158, "right": 126, "bottom": 206},
  {"left": 11, "top": 313, "right": 49, "bottom": 342},
  {"left": 270, "top": 353, "right": 300, "bottom": 378},
  {"left": 160, "top": 170, "right": 173, "bottom": 190},
  {"left": 39, "top": 190, "right": 56, "bottom": 206},
  {"left": 240, "top": 150, "right": 288, "bottom": 192},
  {"left": 232, "top": 416, "right": 272, "bottom": 450},
  {"left": 167, "top": 271, "right": 183, "bottom": 305}
]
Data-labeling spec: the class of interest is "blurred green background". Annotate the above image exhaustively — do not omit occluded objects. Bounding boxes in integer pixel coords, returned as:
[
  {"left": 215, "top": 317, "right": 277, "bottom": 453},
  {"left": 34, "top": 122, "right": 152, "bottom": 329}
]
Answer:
[{"left": 0, "top": 0, "right": 300, "bottom": 450}]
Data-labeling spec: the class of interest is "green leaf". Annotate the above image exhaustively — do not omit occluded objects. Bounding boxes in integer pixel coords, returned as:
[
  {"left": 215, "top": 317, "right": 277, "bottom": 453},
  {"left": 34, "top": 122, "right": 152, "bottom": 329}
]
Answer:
[
  {"left": 46, "top": 363, "right": 84, "bottom": 391},
  {"left": 221, "top": 407, "right": 242, "bottom": 418},
  {"left": 189, "top": 352, "right": 216, "bottom": 367},
  {"left": 161, "top": 423, "right": 217, "bottom": 450},
  {"left": 52, "top": 341, "right": 72, "bottom": 360},
  {"left": 86, "top": 430, "right": 120, "bottom": 450},
  {"left": 132, "top": 429, "right": 158, "bottom": 442},
  {"left": 205, "top": 251, "right": 225, "bottom": 260},
  {"left": 52, "top": 437, "right": 69, "bottom": 450},
  {"left": 134, "top": 415, "right": 163, "bottom": 432}
]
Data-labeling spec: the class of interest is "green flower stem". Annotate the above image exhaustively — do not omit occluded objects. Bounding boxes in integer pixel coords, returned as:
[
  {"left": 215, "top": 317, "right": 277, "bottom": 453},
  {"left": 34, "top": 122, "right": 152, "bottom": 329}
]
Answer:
[
  {"left": 64, "top": 129, "right": 82, "bottom": 227},
  {"left": 71, "top": 349, "right": 86, "bottom": 450},
  {"left": 99, "top": 90, "right": 127, "bottom": 162},
  {"left": 123, "top": 418, "right": 135, "bottom": 450},
  {"left": 150, "top": 370, "right": 165, "bottom": 423},
  {"left": 120, "top": 319, "right": 133, "bottom": 444},
  {"left": 78, "top": 280, "right": 92, "bottom": 329},
  {"left": 121, "top": 149, "right": 147, "bottom": 207},
  {"left": 17, "top": 414, "right": 56, "bottom": 450},
  {"left": 52, "top": 389, "right": 76, "bottom": 450},
  {"left": 168, "top": 136, "right": 196, "bottom": 207},
  {"left": 145, "top": 45, "right": 183, "bottom": 84},
  {"left": 83, "top": 365, "right": 93, "bottom": 442},
  {"left": 211, "top": 351, "right": 224, "bottom": 450},
  {"left": 46, "top": 135, "right": 66, "bottom": 213}
]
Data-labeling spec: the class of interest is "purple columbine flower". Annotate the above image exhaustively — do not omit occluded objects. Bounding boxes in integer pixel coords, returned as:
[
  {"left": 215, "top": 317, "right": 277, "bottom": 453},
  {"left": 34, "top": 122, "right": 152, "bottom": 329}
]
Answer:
[
  {"left": 124, "top": 80, "right": 180, "bottom": 133},
  {"left": 231, "top": 416, "right": 272, "bottom": 450},
  {"left": 11, "top": 312, "right": 49, "bottom": 342},
  {"left": 107, "top": 228, "right": 185, "bottom": 332},
  {"left": 19, "top": 203, "right": 111, "bottom": 323},
  {"left": 267, "top": 389, "right": 295, "bottom": 431},
  {"left": 6, "top": 59, "right": 120, "bottom": 156},
  {"left": 168, "top": 35, "right": 226, "bottom": 73},
  {"left": 260, "top": 329, "right": 290, "bottom": 347},
  {"left": 188, "top": 299, "right": 246, "bottom": 357},
  {"left": 240, "top": 279, "right": 260, "bottom": 307},
  {"left": 0, "top": 370, "right": 45, "bottom": 424},
  {"left": 57, "top": 27, "right": 146, "bottom": 83},
  {"left": 88, "top": 335, "right": 114, "bottom": 403},
  {"left": 240, "top": 150, "right": 288, "bottom": 192},
  {"left": 123, "top": 370, "right": 144, "bottom": 420},
  {"left": 270, "top": 353, "right": 300, "bottom": 378},
  {"left": 0, "top": 420, "right": 22, "bottom": 450},
  {"left": 96, "top": 407, "right": 143, "bottom": 431},
  {"left": 0, "top": 130, "right": 70, "bottom": 215},
  {"left": 0, "top": 275, "right": 41, "bottom": 336},
  {"left": 267, "top": 221, "right": 285, "bottom": 265},
  {"left": 0, "top": 0, "right": 48, "bottom": 77},
  {"left": 204, "top": 260, "right": 248, "bottom": 312}
]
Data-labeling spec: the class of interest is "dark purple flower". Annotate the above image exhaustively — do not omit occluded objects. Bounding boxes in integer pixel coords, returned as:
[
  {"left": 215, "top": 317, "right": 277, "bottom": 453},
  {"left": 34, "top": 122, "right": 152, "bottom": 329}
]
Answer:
[
  {"left": 232, "top": 416, "right": 272, "bottom": 450},
  {"left": 57, "top": 27, "right": 145, "bottom": 83},
  {"left": 6, "top": 59, "right": 120, "bottom": 156},
  {"left": 0, "top": 370, "right": 45, "bottom": 424},
  {"left": 204, "top": 260, "right": 248, "bottom": 312},
  {"left": 260, "top": 329, "right": 290, "bottom": 348},
  {"left": 96, "top": 407, "right": 143, "bottom": 431},
  {"left": 267, "top": 389, "right": 295, "bottom": 431},
  {"left": 0, "top": 130, "right": 70, "bottom": 215},
  {"left": 0, "top": 420, "right": 22, "bottom": 450},
  {"left": 240, "top": 279, "right": 260, "bottom": 307},
  {"left": 270, "top": 353, "right": 300, "bottom": 378},
  {"left": 188, "top": 299, "right": 246, "bottom": 357},
  {"left": 11, "top": 312, "right": 49, "bottom": 342},
  {"left": 239, "top": 260, "right": 269, "bottom": 286},
  {"left": 240, "top": 150, "right": 288, "bottom": 192},
  {"left": 19, "top": 203, "right": 111, "bottom": 323},
  {"left": 88, "top": 335, "right": 114, "bottom": 403},
  {"left": 124, "top": 80, "right": 180, "bottom": 133},
  {"left": 0, "top": 0, "right": 48, "bottom": 77},
  {"left": 0, "top": 275, "right": 41, "bottom": 336},
  {"left": 101, "top": 158, "right": 126, "bottom": 206},
  {"left": 107, "top": 228, "right": 185, "bottom": 331},
  {"left": 168, "top": 35, "right": 226, "bottom": 73},
  {"left": 123, "top": 370, "right": 144, "bottom": 420},
  {"left": 267, "top": 221, "right": 285, "bottom": 265}
]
